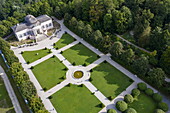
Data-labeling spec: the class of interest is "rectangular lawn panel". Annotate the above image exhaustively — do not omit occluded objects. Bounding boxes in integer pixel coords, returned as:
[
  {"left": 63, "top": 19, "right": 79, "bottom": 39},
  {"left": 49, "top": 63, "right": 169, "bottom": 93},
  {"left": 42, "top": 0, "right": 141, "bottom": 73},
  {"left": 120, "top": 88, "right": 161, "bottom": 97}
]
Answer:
[
  {"left": 22, "top": 49, "right": 50, "bottom": 63},
  {"left": 91, "top": 62, "right": 133, "bottom": 99},
  {"left": 0, "top": 78, "right": 15, "bottom": 113},
  {"left": 129, "top": 92, "right": 157, "bottom": 113},
  {"left": 54, "top": 33, "right": 75, "bottom": 49},
  {"left": 32, "top": 57, "right": 66, "bottom": 90},
  {"left": 62, "top": 44, "right": 98, "bottom": 66},
  {"left": 51, "top": 85, "right": 101, "bottom": 113}
]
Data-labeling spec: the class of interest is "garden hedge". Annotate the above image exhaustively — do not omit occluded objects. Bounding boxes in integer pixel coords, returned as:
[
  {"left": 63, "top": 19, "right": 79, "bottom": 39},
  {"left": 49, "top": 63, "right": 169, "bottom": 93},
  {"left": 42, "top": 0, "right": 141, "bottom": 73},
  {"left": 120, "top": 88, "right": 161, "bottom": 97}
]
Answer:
[
  {"left": 107, "top": 109, "right": 117, "bottom": 113},
  {"left": 158, "top": 102, "right": 169, "bottom": 112},
  {"left": 155, "top": 109, "right": 165, "bottom": 113},
  {"left": 116, "top": 100, "right": 128, "bottom": 112},
  {"left": 124, "top": 94, "right": 134, "bottom": 103},
  {"left": 125, "top": 108, "right": 137, "bottom": 113},
  {"left": 131, "top": 88, "right": 140, "bottom": 98},
  {"left": 137, "top": 82, "right": 147, "bottom": 91},
  {"left": 145, "top": 88, "right": 154, "bottom": 96},
  {"left": 153, "top": 93, "right": 162, "bottom": 102}
]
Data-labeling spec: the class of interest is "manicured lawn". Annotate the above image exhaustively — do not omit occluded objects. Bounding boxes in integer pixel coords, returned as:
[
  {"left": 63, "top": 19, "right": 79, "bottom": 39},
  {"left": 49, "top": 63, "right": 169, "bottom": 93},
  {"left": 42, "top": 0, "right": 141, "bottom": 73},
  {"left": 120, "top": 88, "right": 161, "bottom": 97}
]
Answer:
[
  {"left": 51, "top": 85, "right": 102, "bottom": 113},
  {"left": 129, "top": 92, "right": 157, "bottom": 113},
  {"left": 91, "top": 62, "right": 133, "bottom": 99},
  {"left": 22, "top": 49, "right": 50, "bottom": 63},
  {"left": 54, "top": 33, "right": 75, "bottom": 49},
  {"left": 32, "top": 57, "right": 67, "bottom": 90},
  {"left": 62, "top": 44, "right": 98, "bottom": 66},
  {"left": 0, "top": 78, "right": 15, "bottom": 113}
]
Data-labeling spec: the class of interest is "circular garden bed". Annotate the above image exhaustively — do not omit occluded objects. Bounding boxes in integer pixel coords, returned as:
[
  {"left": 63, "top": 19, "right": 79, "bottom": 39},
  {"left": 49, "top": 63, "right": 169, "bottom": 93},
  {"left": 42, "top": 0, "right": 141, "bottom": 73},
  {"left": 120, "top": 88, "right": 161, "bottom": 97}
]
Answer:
[{"left": 73, "top": 71, "right": 83, "bottom": 79}]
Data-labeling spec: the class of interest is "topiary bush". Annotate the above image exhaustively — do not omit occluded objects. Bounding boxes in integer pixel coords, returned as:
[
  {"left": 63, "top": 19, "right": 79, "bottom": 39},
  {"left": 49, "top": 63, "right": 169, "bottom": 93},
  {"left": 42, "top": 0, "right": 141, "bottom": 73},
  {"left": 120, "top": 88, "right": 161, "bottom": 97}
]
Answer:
[
  {"left": 153, "top": 93, "right": 162, "bottom": 102},
  {"left": 155, "top": 109, "right": 165, "bottom": 113},
  {"left": 116, "top": 100, "right": 128, "bottom": 112},
  {"left": 107, "top": 109, "right": 117, "bottom": 113},
  {"left": 158, "top": 102, "right": 169, "bottom": 112},
  {"left": 124, "top": 94, "right": 134, "bottom": 103},
  {"left": 125, "top": 108, "right": 137, "bottom": 113},
  {"left": 137, "top": 82, "right": 147, "bottom": 91},
  {"left": 145, "top": 88, "right": 154, "bottom": 96},
  {"left": 131, "top": 88, "right": 140, "bottom": 98}
]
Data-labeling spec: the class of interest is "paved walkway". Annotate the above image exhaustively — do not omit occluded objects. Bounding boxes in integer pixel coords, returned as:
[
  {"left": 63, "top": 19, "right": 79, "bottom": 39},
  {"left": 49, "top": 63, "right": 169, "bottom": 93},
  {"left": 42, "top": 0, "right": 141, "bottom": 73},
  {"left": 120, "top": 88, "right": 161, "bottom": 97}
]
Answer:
[
  {"left": 116, "top": 34, "right": 151, "bottom": 53},
  {"left": 0, "top": 66, "right": 23, "bottom": 113},
  {"left": 83, "top": 81, "right": 111, "bottom": 106},
  {"left": 11, "top": 17, "right": 170, "bottom": 113}
]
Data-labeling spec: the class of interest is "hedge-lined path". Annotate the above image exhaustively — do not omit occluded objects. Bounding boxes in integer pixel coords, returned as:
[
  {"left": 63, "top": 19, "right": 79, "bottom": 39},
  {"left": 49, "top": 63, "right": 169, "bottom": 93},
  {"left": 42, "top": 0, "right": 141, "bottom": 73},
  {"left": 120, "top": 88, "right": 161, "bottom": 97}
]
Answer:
[
  {"left": 11, "top": 17, "right": 170, "bottom": 113},
  {"left": 0, "top": 66, "right": 23, "bottom": 113}
]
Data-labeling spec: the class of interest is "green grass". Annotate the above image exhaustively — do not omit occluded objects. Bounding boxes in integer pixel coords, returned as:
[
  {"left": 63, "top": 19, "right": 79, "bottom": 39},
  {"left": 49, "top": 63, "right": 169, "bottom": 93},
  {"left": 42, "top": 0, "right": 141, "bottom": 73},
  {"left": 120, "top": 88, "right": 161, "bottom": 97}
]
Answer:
[
  {"left": 54, "top": 33, "right": 75, "bottom": 49},
  {"left": 0, "top": 78, "right": 15, "bottom": 113},
  {"left": 32, "top": 57, "right": 67, "bottom": 90},
  {"left": 51, "top": 85, "right": 102, "bottom": 113},
  {"left": 62, "top": 44, "right": 98, "bottom": 66},
  {"left": 91, "top": 62, "right": 133, "bottom": 99},
  {"left": 0, "top": 56, "right": 29, "bottom": 113},
  {"left": 129, "top": 92, "right": 157, "bottom": 113},
  {"left": 22, "top": 49, "right": 50, "bottom": 63}
]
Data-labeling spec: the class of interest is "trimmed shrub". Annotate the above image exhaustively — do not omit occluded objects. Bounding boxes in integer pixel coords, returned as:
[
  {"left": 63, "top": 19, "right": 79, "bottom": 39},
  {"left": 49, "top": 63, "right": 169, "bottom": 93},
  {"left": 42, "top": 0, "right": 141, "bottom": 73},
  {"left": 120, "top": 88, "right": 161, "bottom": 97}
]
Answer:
[
  {"left": 107, "top": 109, "right": 117, "bottom": 113},
  {"left": 89, "top": 77, "right": 93, "bottom": 81},
  {"left": 116, "top": 100, "right": 128, "bottom": 112},
  {"left": 124, "top": 94, "right": 134, "bottom": 103},
  {"left": 158, "top": 102, "right": 169, "bottom": 112},
  {"left": 30, "top": 66, "right": 34, "bottom": 69},
  {"left": 131, "top": 88, "right": 140, "bottom": 98},
  {"left": 108, "top": 96, "right": 114, "bottom": 100},
  {"left": 83, "top": 63, "right": 87, "bottom": 66},
  {"left": 60, "top": 51, "right": 63, "bottom": 54},
  {"left": 27, "top": 61, "right": 30, "bottom": 64},
  {"left": 137, "top": 82, "right": 147, "bottom": 91},
  {"left": 48, "top": 96, "right": 52, "bottom": 99},
  {"left": 125, "top": 108, "right": 137, "bottom": 113},
  {"left": 72, "top": 62, "right": 76, "bottom": 66},
  {"left": 145, "top": 88, "right": 154, "bottom": 96},
  {"left": 153, "top": 93, "right": 162, "bottom": 102},
  {"left": 155, "top": 109, "right": 165, "bottom": 113},
  {"left": 21, "top": 51, "right": 24, "bottom": 54}
]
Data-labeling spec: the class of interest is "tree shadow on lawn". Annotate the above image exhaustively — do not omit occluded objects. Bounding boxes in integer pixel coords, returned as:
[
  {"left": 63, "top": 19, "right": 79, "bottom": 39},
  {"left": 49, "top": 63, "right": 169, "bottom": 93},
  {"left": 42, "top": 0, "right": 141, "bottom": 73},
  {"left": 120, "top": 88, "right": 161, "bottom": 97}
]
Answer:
[
  {"left": 92, "top": 64, "right": 133, "bottom": 97},
  {"left": 68, "top": 44, "right": 98, "bottom": 64}
]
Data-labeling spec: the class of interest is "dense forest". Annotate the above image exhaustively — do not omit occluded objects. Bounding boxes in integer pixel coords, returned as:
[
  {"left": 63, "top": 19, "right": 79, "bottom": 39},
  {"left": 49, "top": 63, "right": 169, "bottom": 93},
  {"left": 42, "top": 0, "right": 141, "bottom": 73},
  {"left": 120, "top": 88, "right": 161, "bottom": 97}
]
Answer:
[{"left": 0, "top": 0, "right": 170, "bottom": 112}]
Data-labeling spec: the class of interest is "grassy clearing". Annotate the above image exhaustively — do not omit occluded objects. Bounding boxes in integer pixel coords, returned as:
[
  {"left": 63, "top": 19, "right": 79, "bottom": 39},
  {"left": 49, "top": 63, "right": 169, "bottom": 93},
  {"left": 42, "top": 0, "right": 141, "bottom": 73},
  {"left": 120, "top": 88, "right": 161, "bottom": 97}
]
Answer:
[
  {"left": 51, "top": 85, "right": 102, "bottom": 113},
  {"left": 129, "top": 92, "right": 157, "bottom": 113},
  {"left": 91, "top": 62, "right": 133, "bottom": 99},
  {"left": 62, "top": 44, "right": 98, "bottom": 66},
  {"left": 32, "top": 57, "right": 67, "bottom": 90},
  {"left": 22, "top": 49, "right": 50, "bottom": 63},
  {"left": 54, "top": 33, "right": 75, "bottom": 49}
]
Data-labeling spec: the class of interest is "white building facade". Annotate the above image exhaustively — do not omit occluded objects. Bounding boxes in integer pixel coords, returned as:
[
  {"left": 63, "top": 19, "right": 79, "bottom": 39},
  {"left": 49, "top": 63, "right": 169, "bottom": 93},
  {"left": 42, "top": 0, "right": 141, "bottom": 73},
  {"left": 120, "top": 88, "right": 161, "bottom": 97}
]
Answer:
[{"left": 12, "top": 15, "right": 53, "bottom": 41}]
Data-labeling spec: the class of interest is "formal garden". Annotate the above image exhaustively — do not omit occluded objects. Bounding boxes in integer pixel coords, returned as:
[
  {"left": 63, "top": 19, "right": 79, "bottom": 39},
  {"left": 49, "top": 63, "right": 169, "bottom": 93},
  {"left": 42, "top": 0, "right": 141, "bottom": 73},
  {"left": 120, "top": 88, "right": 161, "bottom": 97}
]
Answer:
[{"left": 19, "top": 32, "right": 166, "bottom": 113}]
